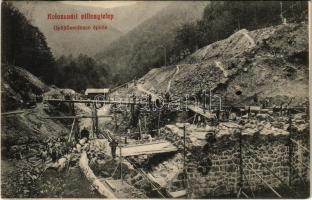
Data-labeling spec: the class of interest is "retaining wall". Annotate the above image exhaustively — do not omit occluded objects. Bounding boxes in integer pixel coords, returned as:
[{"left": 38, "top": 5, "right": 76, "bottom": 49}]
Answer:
[{"left": 161, "top": 119, "right": 309, "bottom": 198}]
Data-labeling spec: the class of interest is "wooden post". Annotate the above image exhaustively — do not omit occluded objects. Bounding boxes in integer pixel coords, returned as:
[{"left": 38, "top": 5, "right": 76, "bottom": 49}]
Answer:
[
  {"left": 183, "top": 125, "right": 187, "bottom": 189},
  {"left": 144, "top": 115, "right": 147, "bottom": 130},
  {"left": 94, "top": 104, "right": 98, "bottom": 138},
  {"left": 288, "top": 115, "right": 292, "bottom": 186},
  {"left": 183, "top": 125, "right": 186, "bottom": 168},
  {"left": 68, "top": 118, "right": 76, "bottom": 142},
  {"left": 114, "top": 109, "right": 117, "bottom": 132},
  {"left": 91, "top": 103, "right": 97, "bottom": 139},
  {"left": 120, "top": 146, "right": 123, "bottom": 183},
  {"left": 209, "top": 89, "right": 212, "bottom": 111},
  {"left": 96, "top": 109, "right": 98, "bottom": 137},
  {"left": 203, "top": 90, "right": 206, "bottom": 113},
  {"left": 138, "top": 119, "right": 142, "bottom": 140},
  {"left": 157, "top": 110, "right": 161, "bottom": 136},
  {"left": 238, "top": 128, "right": 243, "bottom": 194}
]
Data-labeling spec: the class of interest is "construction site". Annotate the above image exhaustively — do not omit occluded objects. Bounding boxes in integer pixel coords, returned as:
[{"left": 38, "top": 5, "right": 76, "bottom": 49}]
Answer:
[{"left": 1, "top": 11, "right": 310, "bottom": 198}]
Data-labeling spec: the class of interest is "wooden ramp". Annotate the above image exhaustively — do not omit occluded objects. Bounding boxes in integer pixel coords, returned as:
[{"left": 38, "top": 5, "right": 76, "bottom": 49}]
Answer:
[
  {"left": 118, "top": 141, "right": 177, "bottom": 157},
  {"left": 187, "top": 105, "right": 216, "bottom": 119},
  {"left": 102, "top": 178, "right": 147, "bottom": 198},
  {"left": 169, "top": 190, "right": 187, "bottom": 198}
]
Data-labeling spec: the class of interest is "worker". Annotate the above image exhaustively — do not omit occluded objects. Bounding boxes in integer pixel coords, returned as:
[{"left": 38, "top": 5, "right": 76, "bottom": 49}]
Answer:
[
  {"left": 41, "top": 147, "right": 48, "bottom": 163},
  {"left": 109, "top": 139, "right": 119, "bottom": 159},
  {"left": 197, "top": 115, "right": 201, "bottom": 127},
  {"left": 50, "top": 145, "right": 58, "bottom": 162},
  {"left": 148, "top": 94, "right": 152, "bottom": 111},
  {"left": 202, "top": 89, "right": 206, "bottom": 110},
  {"left": 81, "top": 127, "right": 89, "bottom": 139},
  {"left": 133, "top": 94, "right": 137, "bottom": 104},
  {"left": 216, "top": 109, "right": 220, "bottom": 121},
  {"left": 165, "top": 92, "right": 171, "bottom": 103}
]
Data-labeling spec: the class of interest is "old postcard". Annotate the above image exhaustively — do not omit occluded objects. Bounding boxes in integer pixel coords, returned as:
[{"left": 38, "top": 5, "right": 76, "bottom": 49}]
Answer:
[{"left": 1, "top": 1, "right": 310, "bottom": 198}]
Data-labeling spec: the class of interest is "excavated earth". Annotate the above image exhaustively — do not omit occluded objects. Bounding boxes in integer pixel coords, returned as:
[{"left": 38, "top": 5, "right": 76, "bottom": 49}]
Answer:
[
  {"left": 114, "top": 23, "right": 309, "bottom": 107},
  {"left": 1, "top": 66, "right": 100, "bottom": 198}
]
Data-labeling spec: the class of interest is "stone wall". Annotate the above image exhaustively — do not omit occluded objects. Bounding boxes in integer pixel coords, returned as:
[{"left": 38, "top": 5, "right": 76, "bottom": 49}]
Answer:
[{"left": 160, "top": 116, "right": 309, "bottom": 198}]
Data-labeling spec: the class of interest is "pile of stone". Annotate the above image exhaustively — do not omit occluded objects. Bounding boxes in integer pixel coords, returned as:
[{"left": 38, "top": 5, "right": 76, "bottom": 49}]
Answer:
[
  {"left": 149, "top": 153, "right": 184, "bottom": 188},
  {"left": 160, "top": 124, "right": 194, "bottom": 151}
]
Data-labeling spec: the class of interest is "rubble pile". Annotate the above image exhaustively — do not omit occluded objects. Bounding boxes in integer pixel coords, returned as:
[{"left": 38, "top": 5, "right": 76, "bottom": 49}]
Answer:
[
  {"left": 148, "top": 153, "right": 184, "bottom": 188},
  {"left": 1, "top": 66, "right": 107, "bottom": 197},
  {"left": 114, "top": 23, "right": 308, "bottom": 107}
]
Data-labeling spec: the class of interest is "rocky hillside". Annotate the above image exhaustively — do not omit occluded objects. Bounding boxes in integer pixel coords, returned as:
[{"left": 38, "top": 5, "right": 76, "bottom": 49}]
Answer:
[
  {"left": 1, "top": 65, "right": 50, "bottom": 111},
  {"left": 1, "top": 64, "right": 85, "bottom": 197},
  {"left": 117, "top": 23, "right": 309, "bottom": 107}
]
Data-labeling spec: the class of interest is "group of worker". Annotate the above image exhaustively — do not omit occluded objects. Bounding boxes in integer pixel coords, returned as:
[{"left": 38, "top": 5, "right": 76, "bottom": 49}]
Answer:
[
  {"left": 41, "top": 136, "right": 70, "bottom": 163},
  {"left": 81, "top": 127, "right": 119, "bottom": 159}
]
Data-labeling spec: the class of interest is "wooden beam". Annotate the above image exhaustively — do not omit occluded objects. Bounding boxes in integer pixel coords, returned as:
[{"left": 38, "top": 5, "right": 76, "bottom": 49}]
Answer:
[
  {"left": 117, "top": 141, "right": 177, "bottom": 157},
  {"left": 68, "top": 118, "right": 76, "bottom": 142},
  {"left": 245, "top": 163, "right": 282, "bottom": 198},
  {"left": 44, "top": 98, "right": 141, "bottom": 105},
  {"left": 1, "top": 110, "right": 24, "bottom": 116},
  {"left": 79, "top": 151, "right": 116, "bottom": 198},
  {"left": 290, "top": 139, "right": 310, "bottom": 153},
  {"left": 42, "top": 115, "right": 113, "bottom": 119},
  {"left": 169, "top": 190, "right": 187, "bottom": 198}
]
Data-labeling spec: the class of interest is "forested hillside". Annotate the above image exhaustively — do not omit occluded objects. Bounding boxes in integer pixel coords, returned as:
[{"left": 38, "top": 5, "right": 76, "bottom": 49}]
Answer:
[
  {"left": 171, "top": 1, "right": 308, "bottom": 62},
  {"left": 95, "top": 2, "right": 208, "bottom": 85},
  {"left": 97, "top": 1, "right": 308, "bottom": 86},
  {"left": 1, "top": 2, "right": 56, "bottom": 84},
  {"left": 1, "top": 2, "right": 112, "bottom": 90},
  {"left": 1, "top": 1, "right": 308, "bottom": 91},
  {"left": 13, "top": 1, "right": 168, "bottom": 57},
  {"left": 54, "top": 55, "right": 111, "bottom": 92}
]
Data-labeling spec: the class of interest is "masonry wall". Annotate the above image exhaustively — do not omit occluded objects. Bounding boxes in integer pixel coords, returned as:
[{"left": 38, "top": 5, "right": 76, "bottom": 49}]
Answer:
[{"left": 161, "top": 126, "right": 309, "bottom": 198}]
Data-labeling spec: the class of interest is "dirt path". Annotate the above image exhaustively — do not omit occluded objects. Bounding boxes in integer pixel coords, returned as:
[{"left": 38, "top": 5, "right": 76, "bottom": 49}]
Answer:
[
  {"left": 214, "top": 61, "right": 228, "bottom": 78},
  {"left": 136, "top": 84, "right": 159, "bottom": 100},
  {"left": 166, "top": 65, "right": 180, "bottom": 93},
  {"left": 240, "top": 29, "right": 256, "bottom": 48}
]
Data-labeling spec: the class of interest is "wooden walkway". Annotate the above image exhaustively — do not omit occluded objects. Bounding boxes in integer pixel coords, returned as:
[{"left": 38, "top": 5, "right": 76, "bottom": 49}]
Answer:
[
  {"left": 118, "top": 141, "right": 177, "bottom": 157},
  {"left": 187, "top": 105, "right": 216, "bottom": 119}
]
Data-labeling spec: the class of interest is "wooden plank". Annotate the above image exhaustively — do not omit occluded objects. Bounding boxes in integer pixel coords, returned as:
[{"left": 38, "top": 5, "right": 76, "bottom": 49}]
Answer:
[
  {"left": 43, "top": 115, "right": 112, "bottom": 119},
  {"left": 169, "top": 190, "right": 187, "bottom": 198},
  {"left": 105, "top": 179, "right": 131, "bottom": 191},
  {"left": 1, "top": 110, "right": 24, "bottom": 116},
  {"left": 187, "top": 105, "right": 215, "bottom": 119},
  {"left": 245, "top": 163, "right": 282, "bottom": 198},
  {"left": 290, "top": 139, "right": 310, "bottom": 152},
  {"left": 118, "top": 141, "right": 177, "bottom": 157},
  {"left": 68, "top": 118, "right": 76, "bottom": 142},
  {"left": 44, "top": 98, "right": 138, "bottom": 105}
]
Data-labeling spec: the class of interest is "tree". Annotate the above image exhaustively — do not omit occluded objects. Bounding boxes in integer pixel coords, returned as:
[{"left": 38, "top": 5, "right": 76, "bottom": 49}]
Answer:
[
  {"left": 168, "top": 1, "right": 308, "bottom": 64},
  {"left": 1, "top": 2, "right": 57, "bottom": 84},
  {"left": 55, "top": 54, "right": 112, "bottom": 92}
]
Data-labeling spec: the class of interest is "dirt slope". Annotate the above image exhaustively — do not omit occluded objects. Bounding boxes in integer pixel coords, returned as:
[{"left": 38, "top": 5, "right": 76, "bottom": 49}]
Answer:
[
  {"left": 117, "top": 23, "right": 309, "bottom": 107},
  {"left": 1, "top": 65, "right": 50, "bottom": 111},
  {"left": 1, "top": 65, "right": 77, "bottom": 197}
]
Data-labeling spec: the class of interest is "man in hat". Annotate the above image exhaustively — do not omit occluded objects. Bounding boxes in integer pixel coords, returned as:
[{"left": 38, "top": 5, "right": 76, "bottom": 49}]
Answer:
[{"left": 109, "top": 139, "right": 119, "bottom": 159}]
